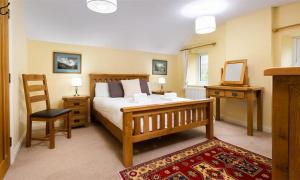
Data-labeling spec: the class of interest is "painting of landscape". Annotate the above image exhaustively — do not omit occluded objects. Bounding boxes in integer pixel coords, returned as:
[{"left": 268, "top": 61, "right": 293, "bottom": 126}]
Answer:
[
  {"left": 152, "top": 59, "right": 167, "bottom": 75},
  {"left": 53, "top": 52, "right": 81, "bottom": 73}
]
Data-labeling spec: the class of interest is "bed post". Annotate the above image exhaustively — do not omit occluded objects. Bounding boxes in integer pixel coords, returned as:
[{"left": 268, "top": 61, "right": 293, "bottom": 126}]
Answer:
[
  {"left": 123, "top": 112, "right": 133, "bottom": 167},
  {"left": 206, "top": 100, "right": 214, "bottom": 139},
  {"left": 89, "top": 74, "right": 95, "bottom": 122}
]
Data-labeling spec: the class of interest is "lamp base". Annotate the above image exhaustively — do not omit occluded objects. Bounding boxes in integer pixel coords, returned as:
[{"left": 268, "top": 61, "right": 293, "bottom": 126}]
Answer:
[
  {"left": 74, "top": 87, "right": 80, "bottom": 97},
  {"left": 160, "top": 85, "right": 164, "bottom": 92}
]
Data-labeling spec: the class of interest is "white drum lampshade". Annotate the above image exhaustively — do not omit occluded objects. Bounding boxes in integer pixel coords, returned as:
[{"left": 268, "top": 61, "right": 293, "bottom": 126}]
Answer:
[
  {"left": 158, "top": 77, "right": 166, "bottom": 85},
  {"left": 72, "top": 78, "right": 82, "bottom": 87},
  {"left": 195, "top": 16, "right": 216, "bottom": 34},
  {"left": 87, "top": 0, "right": 117, "bottom": 14},
  {"left": 72, "top": 78, "right": 82, "bottom": 96},
  {"left": 158, "top": 77, "right": 166, "bottom": 92}
]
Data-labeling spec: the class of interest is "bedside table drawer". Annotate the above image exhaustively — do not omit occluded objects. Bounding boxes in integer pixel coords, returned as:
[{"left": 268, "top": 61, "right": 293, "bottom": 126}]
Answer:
[
  {"left": 64, "top": 100, "right": 87, "bottom": 108},
  {"left": 71, "top": 115, "right": 87, "bottom": 126},
  {"left": 70, "top": 108, "right": 87, "bottom": 116}
]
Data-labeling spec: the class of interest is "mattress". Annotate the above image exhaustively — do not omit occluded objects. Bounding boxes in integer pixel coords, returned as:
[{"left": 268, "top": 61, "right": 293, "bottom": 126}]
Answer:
[{"left": 93, "top": 94, "right": 189, "bottom": 131}]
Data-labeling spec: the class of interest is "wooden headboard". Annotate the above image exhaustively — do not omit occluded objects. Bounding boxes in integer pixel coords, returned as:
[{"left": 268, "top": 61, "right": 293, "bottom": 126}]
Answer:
[{"left": 89, "top": 74, "right": 149, "bottom": 112}]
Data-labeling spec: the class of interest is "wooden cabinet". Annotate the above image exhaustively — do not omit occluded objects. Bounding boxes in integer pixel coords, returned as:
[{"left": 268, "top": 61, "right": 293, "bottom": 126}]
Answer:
[
  {"left": 265, "top": 67, "right": 300, "bottom": 180},
  {"left": 62, "top": 96, "right": 89, "bottom": 127}
]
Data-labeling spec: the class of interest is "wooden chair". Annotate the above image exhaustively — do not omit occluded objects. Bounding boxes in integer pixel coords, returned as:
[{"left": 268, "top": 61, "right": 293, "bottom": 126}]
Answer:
[{"left": 22, "top": 74, "right": 72, "bottom": 149}]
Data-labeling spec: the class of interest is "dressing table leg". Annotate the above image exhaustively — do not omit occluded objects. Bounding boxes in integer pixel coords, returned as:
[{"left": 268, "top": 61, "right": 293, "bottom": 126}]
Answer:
[
  {"left": 247, "top": 91, "right": 254, "bottom": 136},
  {"left": 216, "top": 97, "right": 221, "bottom": 121},
  {"left": 257, "top": 90, "right": 263, "bottom": 131}
]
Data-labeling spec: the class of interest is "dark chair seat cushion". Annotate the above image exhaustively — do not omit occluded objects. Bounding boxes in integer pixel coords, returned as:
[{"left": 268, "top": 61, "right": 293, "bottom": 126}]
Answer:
[{"left": 31, "top": 109, "right": 71, "bottom": 118}]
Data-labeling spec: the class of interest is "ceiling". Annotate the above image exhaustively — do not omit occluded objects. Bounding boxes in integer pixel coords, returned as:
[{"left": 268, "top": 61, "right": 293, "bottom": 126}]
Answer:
[{"left": 22, "top": 0, "right": 297, "bottom": 55}]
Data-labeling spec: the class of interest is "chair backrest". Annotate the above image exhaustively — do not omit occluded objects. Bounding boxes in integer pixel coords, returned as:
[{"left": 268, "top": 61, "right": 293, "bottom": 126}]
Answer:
[{"left": 22, "top": 74, "right": 51, "bottom": 115}]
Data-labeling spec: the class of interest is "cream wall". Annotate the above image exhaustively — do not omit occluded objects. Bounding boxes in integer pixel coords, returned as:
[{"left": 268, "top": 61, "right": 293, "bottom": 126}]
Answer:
[
  {"left": 9, "top": 0, "right": 28, "bottom": 163},
  {"left": 273, "top": 1, "right": 300, "bottom": 66},
  {"left": 27, "top": 40, "right": 180, "bottom": 110},
  {"left": 273, "top": 1, "right": 300, "bottom": 28},
  {"left": 184, "top": 9, "right": 273, "bottom": 132}
]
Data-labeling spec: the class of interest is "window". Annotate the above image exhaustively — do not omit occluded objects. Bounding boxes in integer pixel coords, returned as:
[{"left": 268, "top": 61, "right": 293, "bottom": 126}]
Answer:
[
  {"left": 198, "top": 54, "right": 208, "bottom": 85},
  {"left": 186, "top": 53, "right": 208, "bottom": 86},
  {"left": 293, "top": 37, "right": 300, "bottom": 66}
]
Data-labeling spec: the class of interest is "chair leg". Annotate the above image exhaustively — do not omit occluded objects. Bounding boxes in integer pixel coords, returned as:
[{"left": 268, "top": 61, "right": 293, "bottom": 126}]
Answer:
[
  {"left": 26, "top": 117, "right": 32, "bottom": 147},
  {"left": 64, "top": 117, "right": 67, "bottom": 131},
  {"left": 67, "top": 113, "right": 71, "bottom": 139},
  {"left": 49, "top": 120, "right": 55, "bottom": 149},
  {"left": 46, "top": 121, "right": 50, "bottom": 136}
]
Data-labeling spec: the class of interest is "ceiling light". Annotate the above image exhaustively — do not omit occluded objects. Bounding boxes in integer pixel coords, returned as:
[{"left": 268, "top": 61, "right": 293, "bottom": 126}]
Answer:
[
  {"left": 181, "top": 0, "right": 228, "bottom": 18},
  {"left": 87, "top": 0, "right": 117, "bottom": 14},
  {"left": 195, "top": 16, "right": 216, "bottom": 34}
]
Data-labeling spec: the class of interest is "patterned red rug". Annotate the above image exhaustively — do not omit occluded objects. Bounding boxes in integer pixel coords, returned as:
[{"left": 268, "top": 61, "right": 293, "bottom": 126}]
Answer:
[{"left": 120, "top": 138, "right": 272, "bottom": 180}]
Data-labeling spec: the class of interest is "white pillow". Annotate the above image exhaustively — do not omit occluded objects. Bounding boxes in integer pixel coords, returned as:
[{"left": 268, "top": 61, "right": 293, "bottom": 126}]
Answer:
[
  {"left": 121, "top": 79, "right": 142, "bottom": 97},
  {"left": 95, "top": 83, "right": 109, "bottom": 97},
  {"left": 147, "top": 82, "right": 152, "bottom": 94}
]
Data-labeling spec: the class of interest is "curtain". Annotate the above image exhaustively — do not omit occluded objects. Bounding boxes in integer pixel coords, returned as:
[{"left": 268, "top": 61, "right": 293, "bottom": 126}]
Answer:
[{"left": 182, "top": 50, "right": 189, "bottom": 90}]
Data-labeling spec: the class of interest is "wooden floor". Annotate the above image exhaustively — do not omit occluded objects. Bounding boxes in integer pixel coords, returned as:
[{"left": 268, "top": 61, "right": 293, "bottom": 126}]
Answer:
[{"left": 5, "top": 121, "right": 271, "bottom": 180}]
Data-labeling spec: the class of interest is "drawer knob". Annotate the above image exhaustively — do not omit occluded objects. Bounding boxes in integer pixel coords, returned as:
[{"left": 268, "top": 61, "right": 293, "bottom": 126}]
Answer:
[
  {"left": 74, "top": 102, "right": 80, "bottom": 106},
  {"left": 74, "top": 119, "right": 80, "bottom": 123},
  {"left": 232, "top": 92, "right": 238, "bottom": 97}
]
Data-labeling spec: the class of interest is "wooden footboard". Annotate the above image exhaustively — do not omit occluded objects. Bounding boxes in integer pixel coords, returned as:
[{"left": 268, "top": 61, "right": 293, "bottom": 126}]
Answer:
[{"left": 121, "top": 99, "right": 214, "bottom": 167}]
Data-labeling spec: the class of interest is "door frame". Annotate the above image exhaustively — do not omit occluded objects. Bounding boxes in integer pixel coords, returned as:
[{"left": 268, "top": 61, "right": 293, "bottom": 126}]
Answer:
[{"left": 0, "top": 0, "right": 11, "bottom": 178}]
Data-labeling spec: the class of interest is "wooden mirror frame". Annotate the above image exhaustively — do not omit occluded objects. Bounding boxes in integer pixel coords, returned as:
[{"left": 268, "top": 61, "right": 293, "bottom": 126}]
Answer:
[{"left": 221, "top": 59, "right": 248, "bottom": 86}]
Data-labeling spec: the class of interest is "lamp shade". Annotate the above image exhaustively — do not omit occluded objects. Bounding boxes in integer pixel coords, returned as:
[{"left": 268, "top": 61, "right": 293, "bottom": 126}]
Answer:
[
  {"left": 195, "top": 16, "right": 216, "bottom": 34},
  {"left": 158, "top": 77, "right": 166, "bottom": 84},
  {"left": 87, "top": 0, "right": 117, "bottom": 14},
  {"left": 72, "top": 78, "right": 82, "bottom": 87}
]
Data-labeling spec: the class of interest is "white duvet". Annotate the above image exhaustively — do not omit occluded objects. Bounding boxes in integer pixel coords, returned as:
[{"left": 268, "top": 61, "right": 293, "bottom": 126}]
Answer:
[{"left": 93, "top": 94, "right": 189, "bottom": 131}]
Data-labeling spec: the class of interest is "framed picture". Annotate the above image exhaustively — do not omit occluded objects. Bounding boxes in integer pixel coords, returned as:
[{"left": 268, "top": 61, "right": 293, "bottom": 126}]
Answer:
[
  {"left": 152, "top": 59, "right": 168, "bottom": 75},
  {"left": 53, "top": 52, "right": 82, "bottom": 74}
]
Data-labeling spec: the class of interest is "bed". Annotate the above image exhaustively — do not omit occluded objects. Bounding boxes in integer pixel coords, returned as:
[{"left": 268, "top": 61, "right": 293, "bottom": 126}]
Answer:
[{"left": 89, "top": 74, "right": 214, "bottom": 167}]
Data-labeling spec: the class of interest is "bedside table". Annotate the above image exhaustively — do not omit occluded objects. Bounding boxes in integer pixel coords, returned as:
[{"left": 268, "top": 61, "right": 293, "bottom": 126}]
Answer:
[
  {"left": 152, "top": 91, "right": 172, "bottom": 95},
  {"left": 62, "top": 96, "right": 90, "bottom": 128}
]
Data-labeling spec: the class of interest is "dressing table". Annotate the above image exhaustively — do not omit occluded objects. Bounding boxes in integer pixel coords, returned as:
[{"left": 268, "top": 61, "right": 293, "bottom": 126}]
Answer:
[{"left": 206, "top": 60, "right": 263, "bottom": 136}]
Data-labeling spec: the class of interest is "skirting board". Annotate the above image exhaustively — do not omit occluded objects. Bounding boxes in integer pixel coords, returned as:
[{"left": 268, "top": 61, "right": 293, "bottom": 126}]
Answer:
[
  {"left": 220, "top": 115, "right": 271, "bottom": 133},
  {"left": 11, "top": 131, "right": 26, "bottom": 164}
]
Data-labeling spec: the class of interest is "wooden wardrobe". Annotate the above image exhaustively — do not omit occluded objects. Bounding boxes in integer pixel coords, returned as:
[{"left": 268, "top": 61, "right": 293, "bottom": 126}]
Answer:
[{"left": 265, "top": 67, "right": 300, "bottom": 180}]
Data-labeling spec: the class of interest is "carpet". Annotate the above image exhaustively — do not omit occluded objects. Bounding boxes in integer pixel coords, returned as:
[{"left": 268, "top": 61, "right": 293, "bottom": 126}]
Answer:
[{"left": 119, "top": 138, "right": 272, "bottom": 180}]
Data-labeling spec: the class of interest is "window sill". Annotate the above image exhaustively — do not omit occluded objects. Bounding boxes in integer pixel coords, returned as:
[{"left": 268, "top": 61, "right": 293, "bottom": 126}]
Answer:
[{"left": 186, "top": 84, "right": 207, "bottom": 88}]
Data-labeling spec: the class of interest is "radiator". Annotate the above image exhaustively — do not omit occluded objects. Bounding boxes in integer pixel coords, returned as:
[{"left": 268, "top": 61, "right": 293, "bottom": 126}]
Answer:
[{"left": 185, "top": 86, "right": 206, "bottom": 99}]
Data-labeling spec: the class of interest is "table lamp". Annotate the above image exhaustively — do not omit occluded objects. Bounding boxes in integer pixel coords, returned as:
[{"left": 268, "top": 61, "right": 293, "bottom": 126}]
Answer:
[
  {"left": 72, "top": 78, "right": 82, "bottom": 96},
  {"left": 158, "top": 77, "right": 166, "bottom": 92}
]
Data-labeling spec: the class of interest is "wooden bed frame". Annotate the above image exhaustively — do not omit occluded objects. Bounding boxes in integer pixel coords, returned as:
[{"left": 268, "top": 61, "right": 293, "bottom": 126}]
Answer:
[{"left": 89, "top": 74, "right": 214, "bottom": 167}]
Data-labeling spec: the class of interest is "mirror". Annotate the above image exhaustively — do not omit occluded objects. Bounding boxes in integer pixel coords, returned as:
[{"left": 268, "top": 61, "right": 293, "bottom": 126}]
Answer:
[{"left": 221, "top": 60, "right": 248, "bottom": 86}]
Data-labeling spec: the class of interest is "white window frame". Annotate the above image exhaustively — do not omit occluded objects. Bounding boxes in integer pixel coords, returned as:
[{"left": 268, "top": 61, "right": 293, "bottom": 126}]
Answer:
[
  {"left": 197, "top": 54, "right": 208, "bottom": 86},
  {"left": 293, "top": 37, "right": 300, "bottom": 66}
]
